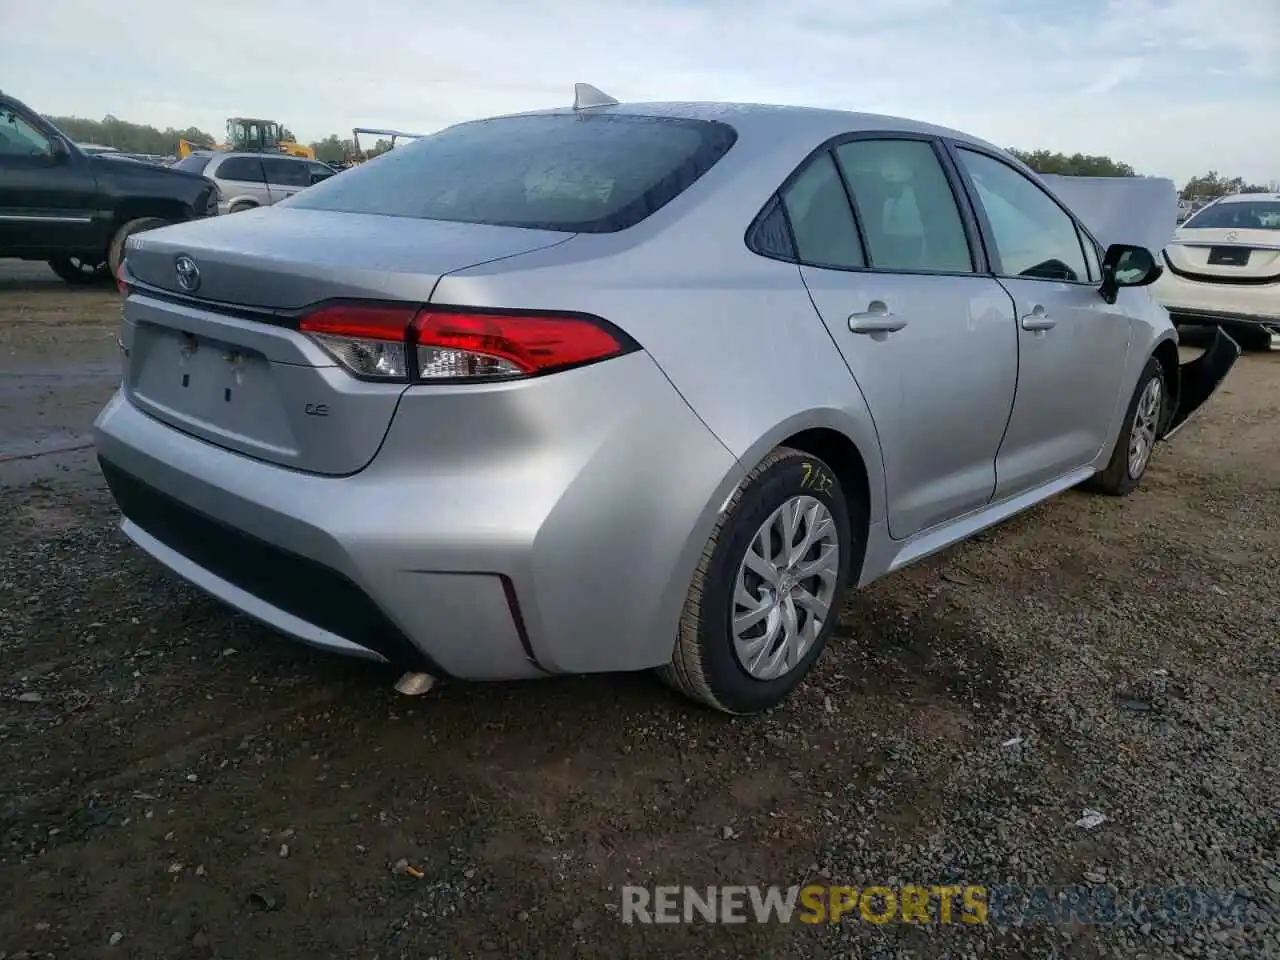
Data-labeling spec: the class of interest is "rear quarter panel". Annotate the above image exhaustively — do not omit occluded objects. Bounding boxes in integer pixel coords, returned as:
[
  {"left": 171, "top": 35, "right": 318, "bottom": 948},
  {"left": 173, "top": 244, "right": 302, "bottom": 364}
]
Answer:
[
  {"left": 430, "top": 119, "right": 889, "bottom": 530},
  {"left": 430, "top": 119, "right": 890, "bottom": 656}
]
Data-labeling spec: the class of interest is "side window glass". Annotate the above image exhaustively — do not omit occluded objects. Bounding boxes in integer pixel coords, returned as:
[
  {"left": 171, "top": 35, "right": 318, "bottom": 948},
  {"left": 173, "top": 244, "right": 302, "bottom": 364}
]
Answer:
[
  {"left": 260, "top": 158, "right": 287, "bottom": 184},
  {"left": 1080, "top": 228, "right": 1102, "bottom": 282},
  {"left": 956, "top": 149, "right": 1089, "bottom": 282},
  {"left": 779, "top": 153, "right": 865, "bottom": 269},
  {"left": 746, "top": 195, "right": 796, "bottom": 260},
  {"left": 834, "top": 139, "right": 972, "bottom": 273},
  {"left": 218, "top": 157, "right": 264, "bottom": 182},
  {"left": 0, "top": 108, "right": 52, "bottom": 157},
  {"left": 270, "top": 159, "right": 311, "bottom": 187}
]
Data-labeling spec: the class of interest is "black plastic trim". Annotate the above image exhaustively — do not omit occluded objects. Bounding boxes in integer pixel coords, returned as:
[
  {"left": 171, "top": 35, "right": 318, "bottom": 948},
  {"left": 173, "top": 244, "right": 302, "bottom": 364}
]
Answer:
[
  {"left": 98, "top": 456, "right": 446, "bottom": 674},
  {"left": 1162, "top": 252, "right": 1280, "bottom": 286}
]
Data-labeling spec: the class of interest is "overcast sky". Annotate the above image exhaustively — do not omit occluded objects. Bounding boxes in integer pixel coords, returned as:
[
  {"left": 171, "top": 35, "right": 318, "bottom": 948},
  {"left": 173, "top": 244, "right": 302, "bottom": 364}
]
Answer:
[{"left": 3, "top": 0, "right": 1278, "bottom": 185}]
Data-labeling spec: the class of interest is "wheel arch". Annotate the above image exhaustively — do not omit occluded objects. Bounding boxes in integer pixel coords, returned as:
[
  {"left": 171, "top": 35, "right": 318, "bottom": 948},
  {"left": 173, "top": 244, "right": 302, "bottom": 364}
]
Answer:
[
  {"left": 728, "top": 409, "right": 885, "bottom": 585},
  {"left": 774, "top": 427, "right": 873, "bottom": 584},
  {"left": 113, "top": 198, "right": 193, "bottom": 226},
  {"left": 1151, "top": 334, "right": 1181, "bottom": 435}
]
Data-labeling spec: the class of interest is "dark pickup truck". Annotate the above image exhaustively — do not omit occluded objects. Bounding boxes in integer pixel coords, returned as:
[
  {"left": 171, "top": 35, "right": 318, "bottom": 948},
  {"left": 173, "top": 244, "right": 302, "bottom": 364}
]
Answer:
[{"left": 0, "top": 92, "right": 218, "bottom": 285}]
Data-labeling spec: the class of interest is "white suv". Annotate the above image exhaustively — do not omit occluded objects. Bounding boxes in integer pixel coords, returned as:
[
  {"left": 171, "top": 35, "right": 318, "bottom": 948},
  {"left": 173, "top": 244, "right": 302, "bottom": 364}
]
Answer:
[{"left": 171, "top": 151, "right": 336, "bottom": 215}]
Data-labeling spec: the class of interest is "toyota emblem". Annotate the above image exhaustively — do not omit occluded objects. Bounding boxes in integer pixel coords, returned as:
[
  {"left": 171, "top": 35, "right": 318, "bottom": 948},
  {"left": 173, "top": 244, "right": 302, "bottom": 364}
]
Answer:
[{"left": 174, "top": 255, "right": 200, "bottom": 293}]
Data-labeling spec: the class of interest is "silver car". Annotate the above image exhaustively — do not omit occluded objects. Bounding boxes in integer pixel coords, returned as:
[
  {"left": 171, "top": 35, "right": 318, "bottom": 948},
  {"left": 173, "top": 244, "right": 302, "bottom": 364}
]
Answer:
[
  {"left": 171, "top": 151, "right": 335, "bottom": 214},
  {"left": 96, "top": 87, "right": 1239, "bottom": 714}
]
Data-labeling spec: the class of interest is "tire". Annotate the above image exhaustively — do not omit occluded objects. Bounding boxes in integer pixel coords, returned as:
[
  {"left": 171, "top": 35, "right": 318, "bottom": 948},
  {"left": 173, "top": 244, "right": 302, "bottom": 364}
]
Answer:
[
  {"left": 659, "top": 447, "right": 858, "bottom": 714},
  {"left": 47, "top": 256, "right": 109, "bottom": 285},
  {"left": 108, "top": 217, "right": 171, "bottom": 278},
  {"left": 1085, "top": 356, "right": 1165, "bottom": 497}
]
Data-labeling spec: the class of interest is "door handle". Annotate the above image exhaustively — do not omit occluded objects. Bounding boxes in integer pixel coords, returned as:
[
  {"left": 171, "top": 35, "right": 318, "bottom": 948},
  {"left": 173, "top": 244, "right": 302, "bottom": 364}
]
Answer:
[
  {"left": 849, "top": 302, "right": 907, "bottom": 334},
  {"left": 1020, "top": 306, "right": 1056, "bottom": 331}
]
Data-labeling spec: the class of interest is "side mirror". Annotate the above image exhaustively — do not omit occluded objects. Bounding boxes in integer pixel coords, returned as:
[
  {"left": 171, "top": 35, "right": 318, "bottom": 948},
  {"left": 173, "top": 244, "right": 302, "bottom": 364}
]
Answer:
[
  {"left": 1099, "top": 243, "right": 1161, "bottom": 304},
  {"left": 308, "top": 171, "right": 332, "bottom": 185},
  {"left": 50, "top": 137, "right": 72, "bottom": 162}
]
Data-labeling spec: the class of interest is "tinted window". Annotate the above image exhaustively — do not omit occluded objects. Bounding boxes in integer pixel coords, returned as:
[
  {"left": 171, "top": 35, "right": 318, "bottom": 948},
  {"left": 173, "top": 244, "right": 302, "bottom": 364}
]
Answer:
[
  {"left": 307, "top": 162, "right": 335, "bottom": 180},
  {"left": 215, "top": 156, "right": 265, "bottom": 182},
  {"left": 956, "top": 149, "right": 1088, "bottom": 282},
  {"left": 172, "top": 154, "right": 211, "bottom": 175},
  {"left": 746, "top": 196, "right": 796, "bottom": 260},
  {"left": 1184, "top": 199, "right": 1280, "bottom": 230},
  {"left": 835, "top": 139, "right": 972, "bottom": 273},
  {"left": 285, "top": 113, "right": 737, "bottom": 233},
  {"left": 780, "top": 153, "right": 865, "bottom": 269},
  {"left": 0, "top": 107, "right": 52, "bottom": 157},
  {"left": 262, "top": 156, "right": 311, "bottom": 187}
]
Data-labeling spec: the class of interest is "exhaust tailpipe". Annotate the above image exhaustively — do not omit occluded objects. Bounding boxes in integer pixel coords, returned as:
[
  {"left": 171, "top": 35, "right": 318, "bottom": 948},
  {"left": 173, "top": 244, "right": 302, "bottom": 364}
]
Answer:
[{"left": 394, "top": 672, "right": 437, "bottom": 696}]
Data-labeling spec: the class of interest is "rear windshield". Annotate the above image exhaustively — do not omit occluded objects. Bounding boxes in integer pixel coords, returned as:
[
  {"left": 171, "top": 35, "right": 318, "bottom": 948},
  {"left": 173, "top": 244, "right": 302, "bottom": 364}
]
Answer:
[
  {"left": 283, "top": 113, "right": 738, "bottom": 233},
  {"left": 172, "top": 154, "right": 212, "bottom": 175},
  {"left": 1184, "top": 199, "right": 1280, "bottom": 231}
]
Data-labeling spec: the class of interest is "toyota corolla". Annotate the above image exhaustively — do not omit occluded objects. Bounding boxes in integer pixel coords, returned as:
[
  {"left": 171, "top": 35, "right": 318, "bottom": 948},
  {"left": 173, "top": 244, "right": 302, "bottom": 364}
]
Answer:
[{"left": 94, "top": 85, "right": 1238, "bottom": 714}]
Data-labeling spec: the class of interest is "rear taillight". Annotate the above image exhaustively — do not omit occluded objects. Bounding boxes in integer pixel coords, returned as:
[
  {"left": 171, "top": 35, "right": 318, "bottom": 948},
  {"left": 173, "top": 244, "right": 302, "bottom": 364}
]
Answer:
[
  {"left": 297, "top": 302, "right": 634, "bottom": 383},
  {"left": 116, "top": 259, "right": 130, "bottom": 296}
]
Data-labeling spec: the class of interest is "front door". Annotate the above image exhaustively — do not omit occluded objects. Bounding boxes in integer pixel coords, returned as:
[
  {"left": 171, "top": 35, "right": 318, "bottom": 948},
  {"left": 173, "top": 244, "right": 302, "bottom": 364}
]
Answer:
[
  {"left": 949, "top": 146, "right": 1132, "bottom": 499},
  {"left": 211, "top": 155, "right": 270, "bottom": 208},
  {"left": 0, "top": 104, "right": 100, "bottom": 252},
  {"left": 261, "top": 156, "right": 311, "bottom": 203},
  {"left": 786, "top": 137, "right": 1019, "bottom": 541}
]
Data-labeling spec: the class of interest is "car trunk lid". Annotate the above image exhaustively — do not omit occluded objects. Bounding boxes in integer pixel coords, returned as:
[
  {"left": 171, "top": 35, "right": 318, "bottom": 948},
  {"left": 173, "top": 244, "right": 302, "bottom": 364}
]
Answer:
[
  {"left": 120, "top": 209, "right": 572, "bottom": 475},
  {"left": 1164, "top": 227, "right": 1280, "bottom": 282},
  {"left": 123, "top": 207, "right": 571, "bottom": 308}
]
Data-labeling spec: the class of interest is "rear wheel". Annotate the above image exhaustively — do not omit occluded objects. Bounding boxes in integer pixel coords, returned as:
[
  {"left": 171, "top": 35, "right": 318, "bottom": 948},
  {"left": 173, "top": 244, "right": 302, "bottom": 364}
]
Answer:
[
  {"left": 1085, "top": 356, "right": 1165, "bottom": 496},
  {"left": 108, "top": 217, "right": 171, "bottom": 278},
  {"left": 47, "top": 256, "right": 109, "bottom": 285},
  {"left": 228, "top": 201, "right": 256, "bottom": 214},
  {"left": 660, "top": 447, "right": 856, "bottom": 714}
]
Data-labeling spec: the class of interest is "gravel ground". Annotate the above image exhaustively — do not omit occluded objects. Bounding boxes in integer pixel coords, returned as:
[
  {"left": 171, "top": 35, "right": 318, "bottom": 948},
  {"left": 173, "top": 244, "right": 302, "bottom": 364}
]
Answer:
[{"left": 1, "top": 260, "right": 1278, "bottom": 959}]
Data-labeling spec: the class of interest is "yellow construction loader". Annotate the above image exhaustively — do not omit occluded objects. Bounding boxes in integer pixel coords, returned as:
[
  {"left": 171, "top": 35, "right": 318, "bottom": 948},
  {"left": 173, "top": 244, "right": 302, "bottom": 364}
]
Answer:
[{"left": 176, "top": 117, "right": 315, "bottom": 160}]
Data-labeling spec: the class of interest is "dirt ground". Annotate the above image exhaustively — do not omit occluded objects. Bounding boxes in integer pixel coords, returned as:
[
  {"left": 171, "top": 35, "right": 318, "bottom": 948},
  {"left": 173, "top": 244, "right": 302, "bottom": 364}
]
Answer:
[{"left": 1, "top": 260, "right": 1277, "bottom": 960}]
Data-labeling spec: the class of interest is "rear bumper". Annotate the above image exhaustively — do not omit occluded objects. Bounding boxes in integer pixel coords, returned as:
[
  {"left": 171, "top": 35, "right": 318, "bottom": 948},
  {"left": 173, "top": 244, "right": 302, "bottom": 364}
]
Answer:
[
  {"left": 1154, "top": 270, "right": 1280, "bottom": 326},
  {"left": 1164, "top": 326, "right": 1242, "bottom": 439},
  {"left": 92, "top": 352, "right": 742, "bottom": 679}
]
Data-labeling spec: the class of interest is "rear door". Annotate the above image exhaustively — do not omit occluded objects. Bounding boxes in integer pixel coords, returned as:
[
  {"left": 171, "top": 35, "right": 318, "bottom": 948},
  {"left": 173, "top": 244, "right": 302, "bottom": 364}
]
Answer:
[
  {"left": 211, "top": 155, "right": 269, "bottom": 206},
  {"left": 949, "top": 146, "right": 1132, "bottom": 499},
  {"left": 261, "top": 156, "right": 312, "bottom": 203},
  {"left": 793, "top": 135, "right": 1019, "bottom": 541},
  {"left": 0, "top": 104, "right": 101, "bottom": 251}
]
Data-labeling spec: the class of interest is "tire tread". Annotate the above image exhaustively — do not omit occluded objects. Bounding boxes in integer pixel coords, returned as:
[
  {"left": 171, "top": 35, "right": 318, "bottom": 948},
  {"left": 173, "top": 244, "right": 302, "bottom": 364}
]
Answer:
[{"left": 658, "top": 447, "right": 813, "bottom": 713}]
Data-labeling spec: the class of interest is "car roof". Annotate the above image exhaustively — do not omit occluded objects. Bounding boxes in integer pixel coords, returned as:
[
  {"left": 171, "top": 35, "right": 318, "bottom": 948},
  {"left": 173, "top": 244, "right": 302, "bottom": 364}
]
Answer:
[
  {"left": 213, "top": 151, "right": 312, "bottom": 161},
  {"left": 1215, "top": 192, "right": 1280, "bottom": 203},
  {"left": 487, "top": 100, "right": 1005, "bottom": 153}
]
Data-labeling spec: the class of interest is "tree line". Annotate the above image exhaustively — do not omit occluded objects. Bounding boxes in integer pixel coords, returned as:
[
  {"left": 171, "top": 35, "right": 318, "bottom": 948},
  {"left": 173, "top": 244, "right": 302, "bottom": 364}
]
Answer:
[
  {"left": 44, "top": 115, "right": 396, "bottom": 163},
  {"left": 42, "top": 114, "right": 1277, "bottom": 198}
]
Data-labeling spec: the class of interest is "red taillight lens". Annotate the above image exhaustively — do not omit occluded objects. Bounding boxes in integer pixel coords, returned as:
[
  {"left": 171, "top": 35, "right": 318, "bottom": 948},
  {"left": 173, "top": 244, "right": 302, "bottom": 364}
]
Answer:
[
  {"left": 297, "top": 302, "right": 631, "bottom": 382},
  {"left": 411, "top": 310, "right": 627, "bottom": 380},
  {"left": 299, "top": 303, "right": 418, "bottom": 379},
  {"left": 116, "top": 259, "right": 130, "bottom": 296}
]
